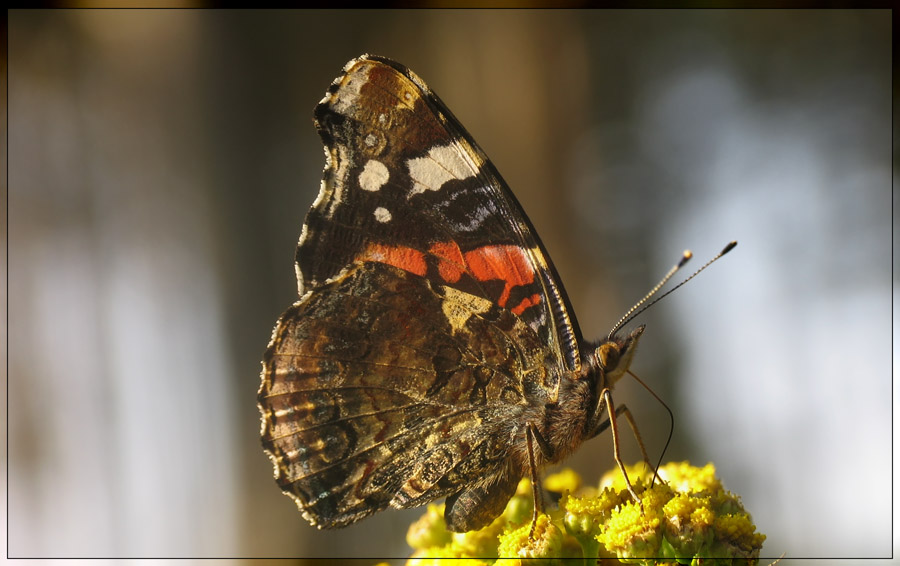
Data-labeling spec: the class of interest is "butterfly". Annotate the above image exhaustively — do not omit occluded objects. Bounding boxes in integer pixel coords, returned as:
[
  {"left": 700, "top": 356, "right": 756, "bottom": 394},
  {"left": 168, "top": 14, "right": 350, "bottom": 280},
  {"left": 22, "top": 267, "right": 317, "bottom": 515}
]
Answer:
[{"left": 257, "top": 54, "right": 727, "bottom": 533}]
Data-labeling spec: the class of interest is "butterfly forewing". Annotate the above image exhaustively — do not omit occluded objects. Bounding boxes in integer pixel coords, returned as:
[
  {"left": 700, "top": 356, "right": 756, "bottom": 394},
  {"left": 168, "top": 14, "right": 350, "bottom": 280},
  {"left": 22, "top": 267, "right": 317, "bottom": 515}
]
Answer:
[{"left": 297, "top": 55, "right": 582, "bottom": 373}]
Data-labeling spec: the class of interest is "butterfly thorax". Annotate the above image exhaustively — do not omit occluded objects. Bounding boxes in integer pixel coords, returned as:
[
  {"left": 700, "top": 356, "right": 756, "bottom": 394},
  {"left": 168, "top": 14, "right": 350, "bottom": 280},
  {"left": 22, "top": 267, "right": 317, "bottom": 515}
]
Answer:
[{"left": 526, "top": 325, "right": 644, "bottom": 470}]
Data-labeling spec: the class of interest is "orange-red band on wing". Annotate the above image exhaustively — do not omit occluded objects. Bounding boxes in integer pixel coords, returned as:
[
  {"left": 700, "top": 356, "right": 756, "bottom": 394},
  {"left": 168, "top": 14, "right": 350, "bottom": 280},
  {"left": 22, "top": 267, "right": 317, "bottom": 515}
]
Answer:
[
  {"left": 461, "top": 245, "right": 534, "bottom": 307},
  {"left": 429, "top": 241, "right": 467, "bottom": 283},
  {"left": 360, "top": 241, "right": 542, "bottom": 314},
  {"left": 511, "top": 293, "right": 542, "bottom": 316},
  {"left": 431, "top": 243, "right": 541, "bottom": 312},
  {"left": 358, "top": 243, "right": 427, "bottom": 277}
]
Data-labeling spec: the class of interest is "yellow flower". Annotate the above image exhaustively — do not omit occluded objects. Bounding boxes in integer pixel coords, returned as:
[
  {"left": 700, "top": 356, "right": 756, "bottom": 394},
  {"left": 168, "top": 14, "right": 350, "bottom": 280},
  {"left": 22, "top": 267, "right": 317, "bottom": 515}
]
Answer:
[
  {"left": 713, "top": 513, "right": 768, "bottom": 556},
  {"left": 597, "top": 483, "right": 666, "bottom": 561},
  {"left": 401, "top": 462, "right": 766, "bottom": 566},
  {"left": 599, "top": 462, "right": 656, "bottom": 492},
  {"left": 658, "top": 461, "right": 721, "bottom": 494},
  {"left": 496, "top": 513, "right": 563, "bottom": 565},
  {"left": 406, "top": 503, "right": 452, "bottom": 551},
  {"left": 544, "top": 467, "right": 582, "bottom": 494}
]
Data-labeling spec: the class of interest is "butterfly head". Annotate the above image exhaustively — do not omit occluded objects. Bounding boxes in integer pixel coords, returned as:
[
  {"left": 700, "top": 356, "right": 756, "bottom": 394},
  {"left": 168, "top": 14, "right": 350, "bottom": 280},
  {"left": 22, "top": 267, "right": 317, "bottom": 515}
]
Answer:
[{"left": 592, "top": 324, "right": 645, "bottom": 387}]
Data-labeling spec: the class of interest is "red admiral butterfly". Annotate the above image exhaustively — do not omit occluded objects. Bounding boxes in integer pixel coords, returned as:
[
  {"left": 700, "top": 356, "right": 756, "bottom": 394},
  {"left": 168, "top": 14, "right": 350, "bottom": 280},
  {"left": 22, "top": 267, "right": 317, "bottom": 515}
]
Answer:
[{"left": 258, "top": 54, "right": 732, "bottom": 533}]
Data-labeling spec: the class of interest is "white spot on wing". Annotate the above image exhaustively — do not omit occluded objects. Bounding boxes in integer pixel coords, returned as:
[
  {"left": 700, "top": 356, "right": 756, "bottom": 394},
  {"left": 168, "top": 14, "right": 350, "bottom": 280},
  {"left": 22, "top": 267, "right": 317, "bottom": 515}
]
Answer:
[
  {"left": 359, "top": 159, "right": 390, "bottom": 192},
  {"left": 373, "top": 207, "right": 392, "bottom": 223},
  {"left": 407, "top": 144, "right": 477, "bottom": 195}
]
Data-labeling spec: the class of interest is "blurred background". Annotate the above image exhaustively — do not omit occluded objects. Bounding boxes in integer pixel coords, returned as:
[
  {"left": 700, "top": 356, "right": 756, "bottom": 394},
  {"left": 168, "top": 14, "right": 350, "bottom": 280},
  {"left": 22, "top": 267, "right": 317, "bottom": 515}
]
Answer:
[{"left": 6, "top": 9, "right": 892, "bottom": 563}]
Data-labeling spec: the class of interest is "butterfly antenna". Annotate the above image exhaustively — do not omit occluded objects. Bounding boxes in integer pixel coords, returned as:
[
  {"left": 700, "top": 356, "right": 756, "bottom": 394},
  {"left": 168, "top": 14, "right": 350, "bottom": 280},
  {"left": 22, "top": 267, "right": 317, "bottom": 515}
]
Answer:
[
  {"left": 607, "top": 249, "right": 694, "bottom": 341},
  {"left": 609, "top": 241, "right": 737, "bottom": 339}
]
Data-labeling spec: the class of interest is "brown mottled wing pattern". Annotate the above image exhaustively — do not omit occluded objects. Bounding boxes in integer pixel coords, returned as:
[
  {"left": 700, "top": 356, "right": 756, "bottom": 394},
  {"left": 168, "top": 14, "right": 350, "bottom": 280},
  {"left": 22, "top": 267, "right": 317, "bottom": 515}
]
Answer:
[
  {"left": 261, "top": 262, "right": 549, "bottom": 528},
  {"left": 259, "top": 55, "right": 585, "bottom": 531}
]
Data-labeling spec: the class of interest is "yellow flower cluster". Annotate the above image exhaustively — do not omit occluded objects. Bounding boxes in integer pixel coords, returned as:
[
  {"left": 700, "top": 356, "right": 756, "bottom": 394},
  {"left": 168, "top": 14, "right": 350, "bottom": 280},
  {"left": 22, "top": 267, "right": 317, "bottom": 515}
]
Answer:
[{"left": 403, "top": 462, "right": 766, "bottom": 566}]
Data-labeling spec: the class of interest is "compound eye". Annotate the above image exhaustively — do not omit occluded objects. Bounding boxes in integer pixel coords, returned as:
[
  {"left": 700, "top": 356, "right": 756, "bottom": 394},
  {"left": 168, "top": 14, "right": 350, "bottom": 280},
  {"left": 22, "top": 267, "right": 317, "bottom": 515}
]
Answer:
[{"left": 596, "top": 343, "right": 620, "bottom": 372}]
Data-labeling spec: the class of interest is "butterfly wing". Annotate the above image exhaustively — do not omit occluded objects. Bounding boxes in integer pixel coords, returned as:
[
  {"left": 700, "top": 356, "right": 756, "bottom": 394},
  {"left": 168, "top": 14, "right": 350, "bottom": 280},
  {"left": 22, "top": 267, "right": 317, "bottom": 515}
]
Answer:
[{"left": 259, "top": 55, "right": 584, "bottom": 531}]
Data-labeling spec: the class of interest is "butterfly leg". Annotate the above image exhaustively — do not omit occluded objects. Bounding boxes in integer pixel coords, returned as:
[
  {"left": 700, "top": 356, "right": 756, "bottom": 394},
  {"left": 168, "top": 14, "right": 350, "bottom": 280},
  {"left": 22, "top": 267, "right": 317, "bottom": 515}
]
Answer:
[
  {"left": 595, "top": 403, "right": 656, "bottom": 480},
  {"left": 599, "top": 388, "right": 644, "bottom": 511},
  {"left": 525, "top": 422, "right": 555, "bottom": 539},
  {"left": 617, "top": 404, "right": 660, "bottom": 484}
]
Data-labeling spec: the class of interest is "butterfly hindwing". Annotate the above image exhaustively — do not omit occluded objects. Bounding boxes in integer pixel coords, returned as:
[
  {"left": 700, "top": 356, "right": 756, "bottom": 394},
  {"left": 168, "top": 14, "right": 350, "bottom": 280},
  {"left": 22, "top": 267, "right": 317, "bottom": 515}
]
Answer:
[{"left": 261, "top": 261, "right": 551, "bottom": 529}]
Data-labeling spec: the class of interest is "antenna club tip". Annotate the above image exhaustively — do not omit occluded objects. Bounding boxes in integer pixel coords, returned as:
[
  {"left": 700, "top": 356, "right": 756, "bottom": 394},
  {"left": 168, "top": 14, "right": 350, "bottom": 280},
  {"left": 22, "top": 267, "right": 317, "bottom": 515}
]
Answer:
[
  {"left": 722, "top": 241, "right": 738, "bottom": 254},
  {"left": 677, "top": 250, "right": 693, "bottom": 268}
]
